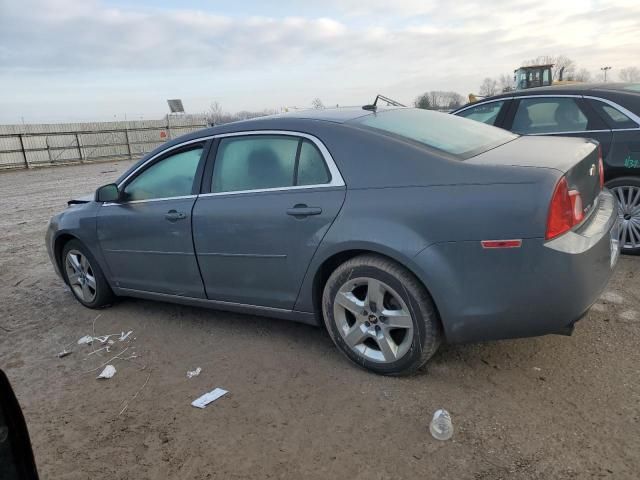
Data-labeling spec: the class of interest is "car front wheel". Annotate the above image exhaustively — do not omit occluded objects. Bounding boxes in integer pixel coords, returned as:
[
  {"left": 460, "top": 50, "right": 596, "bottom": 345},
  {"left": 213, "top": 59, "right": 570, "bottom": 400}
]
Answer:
[
  {"left": 607, "top": 177, "right": 640, "bottom": 255},
  {"left": 62, "top": 239, "right": 114, "bottom": 308},
  {"left": 322, "top": 254, "right": 442, "bottom": 375}
]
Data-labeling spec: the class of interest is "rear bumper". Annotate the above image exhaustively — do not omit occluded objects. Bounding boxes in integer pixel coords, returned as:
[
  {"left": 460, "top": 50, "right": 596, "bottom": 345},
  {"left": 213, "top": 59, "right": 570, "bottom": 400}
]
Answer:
[{"left": 414, "top": 189, "right": 621, "bottom": 344}]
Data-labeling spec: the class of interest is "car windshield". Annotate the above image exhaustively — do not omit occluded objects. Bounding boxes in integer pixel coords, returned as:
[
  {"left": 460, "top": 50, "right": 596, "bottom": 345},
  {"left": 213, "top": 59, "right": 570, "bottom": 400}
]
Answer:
[{"left": 351, "top": 108, "right": 517, "bottom": 158}]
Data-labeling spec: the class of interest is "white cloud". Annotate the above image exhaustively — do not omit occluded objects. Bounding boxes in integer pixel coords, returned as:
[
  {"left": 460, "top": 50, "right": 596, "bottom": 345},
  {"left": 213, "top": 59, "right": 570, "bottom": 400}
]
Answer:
[{"left": 0, "top": 0, "right": 639, "bottom": 122}]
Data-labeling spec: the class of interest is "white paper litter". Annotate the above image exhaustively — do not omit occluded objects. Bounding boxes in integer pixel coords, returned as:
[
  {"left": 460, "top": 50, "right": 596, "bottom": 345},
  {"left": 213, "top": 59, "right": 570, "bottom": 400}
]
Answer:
[
  {"left": 77, "top": 335, "right": 93, "bottom": 345},
  {"left": 97, "top": 365, "right": 117, "bottom": 379},
  {"left": 58, "top": 349, "right": 72, "bottom": 358},
  {"left": 119, "top": 331, "right": 133, "bottom": 341},
  {"left": 191, "top": 388, "right": 228, "bottom": 408},
  {"left": 187, "top": 367, "right": 202, "bottom": 379}
]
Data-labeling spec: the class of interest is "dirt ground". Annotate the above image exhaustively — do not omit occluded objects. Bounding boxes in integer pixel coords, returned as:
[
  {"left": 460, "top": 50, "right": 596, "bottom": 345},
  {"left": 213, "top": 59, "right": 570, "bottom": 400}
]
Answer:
[{"left": 1, "top": 160, "right": 639, "bottom": 479}]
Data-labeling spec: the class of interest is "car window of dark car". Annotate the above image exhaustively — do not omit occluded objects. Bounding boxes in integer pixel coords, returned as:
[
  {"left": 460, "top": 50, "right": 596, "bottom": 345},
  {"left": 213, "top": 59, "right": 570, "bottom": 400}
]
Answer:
[
  {"left": 587, "top": 99, "right": 639, "bottom": 129},
  {"left": 212, "top": 135, "right": 298, "bottom": 192},
  {"left": 123, "top": 146, "right": 203, "bottom": 201},
  {"left": 296, "top": 140, "right": 330, "bottom": 186},
  {"left": 512, "top": 97, "right": 588, "bottom": 134},
  {"left": 351, "top": 108, "right": 517, "bottom": 158},
  {"left": 456, "top": 101, "right": 505, "bottom": 126}
]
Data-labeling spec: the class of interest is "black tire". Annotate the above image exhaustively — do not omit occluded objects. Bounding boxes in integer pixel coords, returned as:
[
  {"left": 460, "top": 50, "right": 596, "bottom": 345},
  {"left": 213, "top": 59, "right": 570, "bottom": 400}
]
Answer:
[
  {"left": 606, "top": 176, "right": 640, "bottom": 255},
  {"left": 61, "top": 239, "right": 115, "bottom": 308},
  {"left": 322, "top": 254, "right": 442, "bottom": 375}
]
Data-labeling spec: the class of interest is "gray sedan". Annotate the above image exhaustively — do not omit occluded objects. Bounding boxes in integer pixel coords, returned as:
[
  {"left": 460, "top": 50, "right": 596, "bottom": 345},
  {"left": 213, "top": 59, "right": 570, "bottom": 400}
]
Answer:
[{"left": 46, "top": 107, "right": 620, "bottom": 375}]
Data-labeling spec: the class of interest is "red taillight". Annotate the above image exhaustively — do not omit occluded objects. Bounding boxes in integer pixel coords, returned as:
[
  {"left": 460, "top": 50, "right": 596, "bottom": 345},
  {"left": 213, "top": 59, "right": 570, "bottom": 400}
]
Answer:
[
  {"left": 598, "top": 145, "right": 604, "bottom": 190},
  {"left": 546, "top": 177, "right": 584, "bottom": 240}
]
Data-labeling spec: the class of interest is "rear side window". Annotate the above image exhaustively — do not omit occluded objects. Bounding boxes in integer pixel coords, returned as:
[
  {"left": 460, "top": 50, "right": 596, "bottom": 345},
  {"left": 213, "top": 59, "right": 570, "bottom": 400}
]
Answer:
[
  {"left": 512, "top": 97, "right": 588, "bottom": 134},
  {"left": 211, "top": 136, "right": 331, "bottom": 193},
  {"left": 456, "top": 101, "right": 505, "bottom": 126},
  {"left": 587, "top": 99, "right": 639, "bottom": 129},
  {"left": 351, "top": 108, "right": 517, "bottom": 158},
  {"left": 297, "top": 140, "right": 330, "bottom": 186}
]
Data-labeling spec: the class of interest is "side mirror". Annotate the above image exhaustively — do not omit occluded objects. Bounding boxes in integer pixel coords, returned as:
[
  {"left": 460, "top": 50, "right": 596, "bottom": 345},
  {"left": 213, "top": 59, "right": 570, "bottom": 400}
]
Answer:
[
  {"left": 0, "top": 370, "right": 39, "bottom": 479},
  {"left": 95, "top": 183, "right": 120, "bottom": 203}
]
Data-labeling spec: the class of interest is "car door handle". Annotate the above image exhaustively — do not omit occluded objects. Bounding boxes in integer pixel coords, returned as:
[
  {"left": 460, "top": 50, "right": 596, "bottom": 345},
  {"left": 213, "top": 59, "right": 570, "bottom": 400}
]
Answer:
[
  {"left": 286, "top": 205, "right": 322, "bottom": 217},
  {"left": 165, "top": 210, "right": 187, "bottom": 222}
]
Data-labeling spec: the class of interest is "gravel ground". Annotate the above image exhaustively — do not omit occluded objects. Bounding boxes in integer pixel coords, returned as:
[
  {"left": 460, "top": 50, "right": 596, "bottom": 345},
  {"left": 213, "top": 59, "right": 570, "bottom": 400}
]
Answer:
[{"left": 1, "top": 161, "right": 639, "bottom": 479}]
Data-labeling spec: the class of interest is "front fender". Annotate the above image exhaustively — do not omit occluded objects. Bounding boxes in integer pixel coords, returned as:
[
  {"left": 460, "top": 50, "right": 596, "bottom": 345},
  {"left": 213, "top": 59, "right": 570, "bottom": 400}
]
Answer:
[{"left": 47, "top": 202, "right": 111, "bottom": 284}]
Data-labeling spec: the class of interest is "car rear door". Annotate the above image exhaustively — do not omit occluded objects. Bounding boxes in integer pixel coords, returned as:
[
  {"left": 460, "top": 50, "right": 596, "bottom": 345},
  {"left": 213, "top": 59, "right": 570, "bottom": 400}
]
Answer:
[
  {"left": 192, "top": 132, "right": 346, "bottom": 310},
  {"left": 503, "top": 95, "right": 613, "bottom": 156},
  {"left": 454, "top": 99, "right": 513, "bottom": 128},
  {"left": 583, "top": 96, "right": 640, "bottom": 180},
  {"left": 96, "top": 140, "right": 210, "bottom": 298}
]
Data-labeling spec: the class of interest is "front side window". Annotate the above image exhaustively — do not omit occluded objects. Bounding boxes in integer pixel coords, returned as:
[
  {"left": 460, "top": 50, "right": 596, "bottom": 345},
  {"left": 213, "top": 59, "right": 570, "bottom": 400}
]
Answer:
[
  {"left": 211, "top": 135, "right": 331, "bottom": 193},
  {"left": 351, "top": 108, "right": 517, "bottom": 158},
  {"left": 456, "top": 101, "right": 505, "bottom": 126},
  {"left": 124, "top": 145, "right": 203, "bottom": 201},
  {"left": 512, "top": 97, "right": 588, "bottom": 134}
]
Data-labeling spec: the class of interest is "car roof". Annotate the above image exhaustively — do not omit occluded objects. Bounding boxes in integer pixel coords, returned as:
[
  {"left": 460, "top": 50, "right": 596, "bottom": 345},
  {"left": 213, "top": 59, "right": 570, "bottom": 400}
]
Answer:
[
  {"left": 473, "top": 83, "right": 640, "bottom": 101},
  {"left": 453, "top": 83, "right": 640, "bottom": 113}
]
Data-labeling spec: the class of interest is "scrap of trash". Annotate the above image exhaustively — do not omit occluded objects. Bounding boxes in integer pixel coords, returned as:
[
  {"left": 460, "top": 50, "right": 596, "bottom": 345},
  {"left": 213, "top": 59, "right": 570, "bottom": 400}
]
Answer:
[
  {"left": 192, "top": 388, "right": 228, "bottom": 408},
  {"left": 97, "top": 365, "right": 116, "bottom": 379},
  {"left": 187, "top": 367, "right": 202, "bottom": 379}
]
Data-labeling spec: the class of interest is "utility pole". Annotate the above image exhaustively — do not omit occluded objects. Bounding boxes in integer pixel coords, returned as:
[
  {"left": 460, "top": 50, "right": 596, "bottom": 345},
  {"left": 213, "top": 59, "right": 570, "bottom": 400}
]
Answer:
[{"left": 600, "top": 66, "right": 612, "bottom": 82}]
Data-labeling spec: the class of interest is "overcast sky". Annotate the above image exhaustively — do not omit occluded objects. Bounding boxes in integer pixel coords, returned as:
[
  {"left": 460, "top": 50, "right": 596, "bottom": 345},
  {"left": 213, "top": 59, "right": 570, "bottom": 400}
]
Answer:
[{"left": 1, "top": 0, "right": 639, "bottom": 123}]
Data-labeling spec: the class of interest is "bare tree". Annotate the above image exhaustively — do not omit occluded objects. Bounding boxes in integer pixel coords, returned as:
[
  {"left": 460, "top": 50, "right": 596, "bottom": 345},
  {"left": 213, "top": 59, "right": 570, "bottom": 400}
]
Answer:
[
  {"left": 522, "top": 55, "right": 576, "bottom": 81},
  {"left": 207, "top": 101, "right": 224, "bottom": 126},
  {"left": 415, "top": 91, "right": 465, "bottom": 110},
  {"left": 619, "top": 67, "right": 640, "bottom": 83},
  {"left": 479, "top": 78, "right": 498, "bottom": 97},
  {"left": 414, "top": 93, "right": 432, "bottom": 110},
  {"left": 311, "top": 98, "right": 325, "bottom": 109},
  {"left": 574, "top": 68, "right": 592, "bottom": 82},
  {"left": 498, "top": 73, "right": 514, "bottom": 92},
  {"left": 206, "top": 101, "right": 277, "bottom": 126}
]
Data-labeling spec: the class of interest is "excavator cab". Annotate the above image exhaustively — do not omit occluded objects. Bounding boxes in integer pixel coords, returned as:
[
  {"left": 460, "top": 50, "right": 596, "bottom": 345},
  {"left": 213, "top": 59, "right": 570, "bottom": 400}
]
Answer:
[{"left": 514, "top": 64, "right": 554, "bottom": 90}]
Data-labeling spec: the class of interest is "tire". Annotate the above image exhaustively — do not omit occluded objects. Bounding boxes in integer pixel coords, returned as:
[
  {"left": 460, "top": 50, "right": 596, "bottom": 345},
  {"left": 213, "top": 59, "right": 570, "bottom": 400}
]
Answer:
[
  {"left": 322, "top": 254, "right": 442, "bottom": 375},
  {"left": 606, "top": 176, "right": 640, "bottom": 255},
  {"left": 61, "top": 239, "right": 115, "bottom": 308}
]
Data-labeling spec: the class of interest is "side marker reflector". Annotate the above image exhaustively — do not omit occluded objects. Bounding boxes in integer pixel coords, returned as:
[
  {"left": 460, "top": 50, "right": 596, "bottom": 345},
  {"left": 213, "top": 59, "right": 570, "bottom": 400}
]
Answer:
[{"left": 481, "top": 239, "right": 522, "bottom": 249}]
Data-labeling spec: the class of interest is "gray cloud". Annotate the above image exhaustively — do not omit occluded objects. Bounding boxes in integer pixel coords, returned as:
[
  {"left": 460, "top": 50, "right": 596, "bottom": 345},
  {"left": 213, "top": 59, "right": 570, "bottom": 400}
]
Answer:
[{"left": 0, "top": 0, "right": 639, "bottom": 122}]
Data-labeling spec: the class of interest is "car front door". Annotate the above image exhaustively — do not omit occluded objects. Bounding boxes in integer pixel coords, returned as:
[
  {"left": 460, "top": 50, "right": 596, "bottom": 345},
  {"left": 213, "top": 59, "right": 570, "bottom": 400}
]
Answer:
[
  {"left": 192, "top": 132, "right": 346, "bottom": 310},
  {"left": 96, "top": 141, "right": 209, "bottom": 298}
]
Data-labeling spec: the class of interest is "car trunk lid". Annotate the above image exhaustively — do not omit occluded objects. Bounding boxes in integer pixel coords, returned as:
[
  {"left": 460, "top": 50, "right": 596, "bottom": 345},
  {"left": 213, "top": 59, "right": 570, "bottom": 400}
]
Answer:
[{"left": 467, "top": 135, "right": 602, "bottom": 220}]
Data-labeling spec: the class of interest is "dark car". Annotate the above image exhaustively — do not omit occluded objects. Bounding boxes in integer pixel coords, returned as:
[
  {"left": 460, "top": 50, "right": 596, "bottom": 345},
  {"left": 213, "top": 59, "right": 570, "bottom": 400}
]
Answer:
[
  {"left": 46, "top": 107, "right": 620, "bottom": 375},
  {"left": 453, "top": 83, "right": 640, "bottom": 254}
]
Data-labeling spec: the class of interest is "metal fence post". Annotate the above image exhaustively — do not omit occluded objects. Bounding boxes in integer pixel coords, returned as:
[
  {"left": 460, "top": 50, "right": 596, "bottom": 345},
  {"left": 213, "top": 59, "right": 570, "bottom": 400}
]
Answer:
[
  {"left": 124, "top": 124, "right": 132, "bottom": 160},
  {"left": 45, "top": 136, "right": 52, "bottom": 165},
  {"left": 75, "top": 133, "right": 84, "bottom": 163},
  {"left": 19, "top": 134, "right": 29, "bottom": 169}
]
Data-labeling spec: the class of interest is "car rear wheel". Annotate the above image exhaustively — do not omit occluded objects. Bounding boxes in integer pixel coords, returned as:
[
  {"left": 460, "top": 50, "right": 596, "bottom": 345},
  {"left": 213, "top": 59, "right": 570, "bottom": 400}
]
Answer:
[
  {"left": 607, "top": 177, "right": 640, "bottom": 255},
  {"left": 62, "top": 240, "right": 114, "bottom": 308},
  {"left": 322, "top": 254, "right": 442, "bottom": 375}
]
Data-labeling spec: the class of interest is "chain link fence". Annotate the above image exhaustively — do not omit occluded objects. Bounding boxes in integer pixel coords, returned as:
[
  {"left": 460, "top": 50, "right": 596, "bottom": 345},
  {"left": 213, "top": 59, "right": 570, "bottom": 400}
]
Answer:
[{"left": 0, "top": 115, "right": 208, "bottom": 170}]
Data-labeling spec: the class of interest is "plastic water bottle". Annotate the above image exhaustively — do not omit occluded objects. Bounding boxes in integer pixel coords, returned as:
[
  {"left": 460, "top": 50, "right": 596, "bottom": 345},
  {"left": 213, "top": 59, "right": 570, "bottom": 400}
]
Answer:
[{"left": 430, "top": 409, "right": 453, "bottom": 440}]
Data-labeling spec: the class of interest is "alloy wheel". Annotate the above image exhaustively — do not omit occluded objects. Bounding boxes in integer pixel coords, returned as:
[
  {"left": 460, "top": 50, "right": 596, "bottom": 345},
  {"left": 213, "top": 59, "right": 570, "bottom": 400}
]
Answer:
[
  {"left": 65, "top": 249, "right": 97, "bottom": 303},
  {"left": 333, "top": 277, "right": 414, "bottom": 363},
  {"left": 612, "top": 185, "right": 640, "bottom": 250}
]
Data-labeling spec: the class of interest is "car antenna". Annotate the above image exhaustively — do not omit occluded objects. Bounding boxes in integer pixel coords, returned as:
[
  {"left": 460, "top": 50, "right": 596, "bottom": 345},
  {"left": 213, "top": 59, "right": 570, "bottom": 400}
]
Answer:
[{"left": 363, "top": 94, "right": 407, "bottom": 111}]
